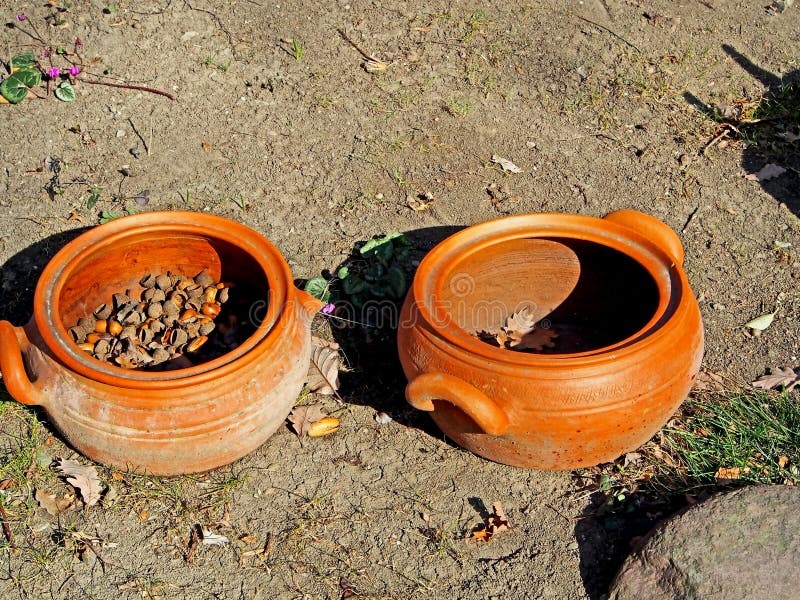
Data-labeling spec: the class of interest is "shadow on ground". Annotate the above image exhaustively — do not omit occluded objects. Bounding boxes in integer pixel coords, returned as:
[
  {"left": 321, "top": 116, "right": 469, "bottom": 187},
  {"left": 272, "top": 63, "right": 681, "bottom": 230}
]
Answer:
[
  {"left": 322, "top": 225, "right": 464, "bottom": 438},
  {"left": 0, "top": 227, "right": 88, "bottom": 325},
  {"left": 685, "top": 45, "right": 799, "bottom": 215}
]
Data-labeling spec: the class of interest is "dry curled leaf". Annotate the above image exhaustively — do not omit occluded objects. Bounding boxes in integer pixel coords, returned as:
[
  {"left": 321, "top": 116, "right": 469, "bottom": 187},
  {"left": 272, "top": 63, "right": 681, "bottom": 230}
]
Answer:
[
  {"left": 714, "top": 466, "right": 741, "bottom": 483},
  {"left": 308, "top": 344, "right": 341, "bottom": 395},
  {"left": 744, "top": 163, "right": 786, "bottom": 182},
  {"left": 477, "top": 307, "right": 558, "bottom": 352},
  {"left": 201, "top": 530, "right": 229, "bottom": 546},
  {"left": 53, "top": 458, "right": 102, "bottom": 507},
  {"left": 35, "top": 488, "right": 74, "bottom": 516},
  {"left": 468, "top": 501, "right": 511, "bottom": 542},
  {"left": 491, "top": 154, "right": 523, "bottom": 173},
  {"left": 288, "top": 403, "right": 327, "bottom": 438},
  {"left": 752, "top": 366, "right": 800, "bottom": 391}
]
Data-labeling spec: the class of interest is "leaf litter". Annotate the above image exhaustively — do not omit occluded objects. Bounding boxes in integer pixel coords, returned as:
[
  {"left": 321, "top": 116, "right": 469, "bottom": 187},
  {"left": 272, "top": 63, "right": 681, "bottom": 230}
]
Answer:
[
  {"left": 308, "top": 342, "right": 342, "bottom": 395},
  {"left": 744, "top": 163, "right": 786, "bottom": 182},
  {"left": 35, "top": 488, "right": 76, "bottom": 516},
  {"left": 490, "top": 154, "right": 523, "bottom": 173},
  {"left": 53, "top": 457, "right": 103, "bottom": 507},
  {"left": 468, "top": 501, "right": 511, "bottom": 542},
  {"left": 476, "top": 307, "right": 558, "bottom": 352},
  {"left": 752, "top": 366, "right": 800, "bottom": 391}
]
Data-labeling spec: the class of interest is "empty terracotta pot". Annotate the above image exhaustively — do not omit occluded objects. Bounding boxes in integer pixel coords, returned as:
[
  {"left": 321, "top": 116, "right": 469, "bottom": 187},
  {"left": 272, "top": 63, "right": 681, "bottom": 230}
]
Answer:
[
  {"left": 0, "top": 212, "right": 322, "bottom": 475},
  {"left": 397, "top": 210, "right": 704, "bottom": 469}
]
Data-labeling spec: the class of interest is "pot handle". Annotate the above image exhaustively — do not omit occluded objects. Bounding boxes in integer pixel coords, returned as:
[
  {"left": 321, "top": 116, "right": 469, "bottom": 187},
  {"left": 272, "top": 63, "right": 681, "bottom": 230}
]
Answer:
[
  {"left": 0, "top": 321, "right": 45, "bottom": 406},
  {"left": 603, "top": 209, "right": 684, "bottom": 266},
  {"left": 296, "top": 289, "right": 325, "bottom": 321},
  {"left": 406, "top": 372, "right": 509, "bottom": 436}
]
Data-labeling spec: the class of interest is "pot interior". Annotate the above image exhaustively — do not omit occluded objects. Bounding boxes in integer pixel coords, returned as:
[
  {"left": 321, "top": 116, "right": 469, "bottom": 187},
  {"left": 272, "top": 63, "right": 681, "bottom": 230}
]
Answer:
[
  {"left": 56, "top": 231, "right": 271, "bottom": 369},
  {"left": 439, "top": 237, "right": 660, "bottom": 354}
]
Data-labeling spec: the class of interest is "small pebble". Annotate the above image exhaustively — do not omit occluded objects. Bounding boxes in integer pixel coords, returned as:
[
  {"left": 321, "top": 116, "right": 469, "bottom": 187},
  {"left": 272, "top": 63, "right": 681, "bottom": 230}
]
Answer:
[{"left": 375, "top": 411, "right": 393, "bottom": 425}]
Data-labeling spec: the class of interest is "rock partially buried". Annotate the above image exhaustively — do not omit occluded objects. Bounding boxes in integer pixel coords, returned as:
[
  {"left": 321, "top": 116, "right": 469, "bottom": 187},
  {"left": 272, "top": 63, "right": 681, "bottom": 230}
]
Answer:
[{"left": 609, "top": 485, "right": 800, "bottom": 600}]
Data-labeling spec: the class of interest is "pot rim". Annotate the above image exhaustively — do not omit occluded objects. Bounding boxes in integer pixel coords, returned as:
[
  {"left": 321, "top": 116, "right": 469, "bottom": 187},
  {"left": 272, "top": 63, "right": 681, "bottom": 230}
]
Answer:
[
  {"left": 34, "top": 211, "right": 296, "bottom": 389},
  {"left": 408, "top": 212, "right": 689, "bottom": 366}
]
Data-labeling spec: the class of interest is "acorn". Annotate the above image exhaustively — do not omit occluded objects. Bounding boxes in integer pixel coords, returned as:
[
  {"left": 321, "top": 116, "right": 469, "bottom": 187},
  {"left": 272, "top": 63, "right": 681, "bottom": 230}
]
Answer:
[
  {"left": 194, "top": 270, "right": 214, "bottom": 288},
  {"left": 147, "top": 302, "right": 164, "bottom": 319},
  {"left": 168, "top": 292, "right": 185, "bottom": 309},
  {"left": 112, "top": 293, "right": 130, "bottom": 309},
  {"left": 94, "top": 339, "right": 111, "bottom": 356},
  {"left": 77, "top": 316, "right": 96, "bottom": 332},
  {"left": 169, "top": 329, "right": 189, "bottom": 347},
  {"left": 199, "top": 321, "right": 216, "bottom": 336},
  {"left": 108, "top": 320, "right": 123, "bottom": 336},
  {"left": 94, "top": 304, "right": 113, "bottom": 320},
  {"left": 179, "top": 309, "right": 200, "bottom": 323},
  {"left": 152, "top": 347, "right": 170, "bottom": 364},
  {"left": 186, "top": 335, "right": 208, "bottom": 353},
  {"left": 203, "top": 286, "right": 218, "bottom": 303},
  {"left": 68, "top": 327, "right": 87, "bottom": 343},
  {"left": 140, "top": 274, "right": 157, "bottom": 288},
  {"left": 218, "top": 287, "right": 230, "bottom": 304},
  {"left": 94, "top": 319, "right": 108, "bottom": 334},
  {"left": 308, "top": 417, "right": 341, "bottom": 437},
  {"left": 155, "top": 274, "right": 172, "bottom": 290},
  {"left": 119, "top": 325, "right": 137, "bottom": 340},
  {"left": 201, "top": 302, "right": 221, "bottom": 318},
  {"left": 77, "top": 342, "right": 95, "bottom": 353}
]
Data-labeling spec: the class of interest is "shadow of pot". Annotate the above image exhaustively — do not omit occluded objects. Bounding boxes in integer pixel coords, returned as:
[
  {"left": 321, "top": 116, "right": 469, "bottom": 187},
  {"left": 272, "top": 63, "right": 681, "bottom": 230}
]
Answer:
[
  {"left": 0, "top": 212, "right": 322, "bottom": 475},
  {"left": 397, "top": 210, "right": 704, "bottom": 469}
]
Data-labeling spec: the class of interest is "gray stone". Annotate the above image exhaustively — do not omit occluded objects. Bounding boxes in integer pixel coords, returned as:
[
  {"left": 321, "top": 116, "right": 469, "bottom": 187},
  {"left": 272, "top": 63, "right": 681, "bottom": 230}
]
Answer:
[{"left": 610, "top": 485, "right": 800, "bottom": 600}]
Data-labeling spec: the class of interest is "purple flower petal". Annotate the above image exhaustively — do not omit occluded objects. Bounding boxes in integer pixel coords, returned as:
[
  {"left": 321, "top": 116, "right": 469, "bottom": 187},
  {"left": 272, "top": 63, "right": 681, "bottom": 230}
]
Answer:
[
  {"left": 321, "top": 303, "right": 336, "bottom": 314},
  {"left": 48, "top": 67, "right": 61, "bottom": 79},
  {"left": 15, "top": 13, "right": 26, "bottom": 22},
  {"left": 69, "top": 66, "right": 80, "bottom": 76}
]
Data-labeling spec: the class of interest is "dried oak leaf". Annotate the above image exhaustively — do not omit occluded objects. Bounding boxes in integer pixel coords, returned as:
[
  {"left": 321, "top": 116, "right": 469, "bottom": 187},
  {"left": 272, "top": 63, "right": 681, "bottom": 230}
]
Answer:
[
  {"left": 744, "top": 163, "right": 786, "bottom": 182},
  {"left": 503, "top": 307, "right": 538, "bottom": 337},
  {"left": 35, "top": 488, "right": 75, "bottom": 516},
  {"left": 288, "top": 403, "right": 328, "bottom": 438},
  {"left": 53, "top": 457, "right": 103, "bottom": 507},
  {"left": 752, "top": 367, "right": 800, "bottom": 391},
  {"left": 715, "top": 466, "right": 741, "bottom": 483},
  {"left": 512, "top": 327, "right": 559, "bottom": 351},
  {"left": 308, "top": 344, "right": 341, "bottom": 395},
  {"left": 490, "top": 154, "right": 523, "bottom": 174},
  {"left": 468, "top": 501, "right": 511, "bottom": 542}
]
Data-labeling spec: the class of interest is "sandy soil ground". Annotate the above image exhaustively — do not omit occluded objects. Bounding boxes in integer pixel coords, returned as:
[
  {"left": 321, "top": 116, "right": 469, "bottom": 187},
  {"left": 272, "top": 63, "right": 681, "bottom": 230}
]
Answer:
[{"left": 1, "top": 1, "right": 798, "bottom": 598}]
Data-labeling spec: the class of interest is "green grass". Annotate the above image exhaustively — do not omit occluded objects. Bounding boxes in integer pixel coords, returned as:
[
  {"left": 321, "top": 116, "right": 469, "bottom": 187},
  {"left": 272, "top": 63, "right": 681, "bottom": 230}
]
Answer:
[
  {"left": 290, "top": 38, "right": 305, "bottom": 61},
  {"left": 663, "top": 391, "right": 800, "bottom": 486}
]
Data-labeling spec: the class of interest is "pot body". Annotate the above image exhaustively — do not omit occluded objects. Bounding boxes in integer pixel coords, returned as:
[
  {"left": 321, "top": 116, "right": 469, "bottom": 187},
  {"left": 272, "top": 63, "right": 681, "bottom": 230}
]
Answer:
[
  {"left": 0, "top": 212, "right": 321, "bottom": 475},
  {"left": 398, "top": 210, "right": 704, "bottom": 470}
]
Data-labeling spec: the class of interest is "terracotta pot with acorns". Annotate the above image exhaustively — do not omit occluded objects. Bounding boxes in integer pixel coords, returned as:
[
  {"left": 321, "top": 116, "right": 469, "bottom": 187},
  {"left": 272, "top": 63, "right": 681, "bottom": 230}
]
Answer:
[
  {"left": 397, "top": 210, "right": 704, "bottom": 469},
  {"left": 0, "top": 211, "right": 322, "bottom": 475}
]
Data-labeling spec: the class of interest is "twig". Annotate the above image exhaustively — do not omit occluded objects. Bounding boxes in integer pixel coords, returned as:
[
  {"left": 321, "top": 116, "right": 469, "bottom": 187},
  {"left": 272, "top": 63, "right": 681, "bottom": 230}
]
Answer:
[
  {"left": 575, "top": 15, "right": 641, "bottom": 53},
  {"left": 699, "top": 126, "right": 733, "bottom": 156},
  {"left": 337, "top": 28, "right": 376, "bottom": 61},
  {"left": 127, "top": 117, "right": 149, "bottom": 154},
  {"left": 80, "top": 537, "right": 109, "bottom": 573},
  {"left": 79, "top": 77, "right": 175, "bottom": 100},
  {"left": 682, "top": 205, "right": 700, "bottom": 233},
  {"left": 185, "top": 524, "right": 201, "bottom": 562},
  {"left": 545, "top": 503, "right": 573, "bottom": 523},
  {"left": 0, "top": 503, "right": 15, "bottom": 549}
]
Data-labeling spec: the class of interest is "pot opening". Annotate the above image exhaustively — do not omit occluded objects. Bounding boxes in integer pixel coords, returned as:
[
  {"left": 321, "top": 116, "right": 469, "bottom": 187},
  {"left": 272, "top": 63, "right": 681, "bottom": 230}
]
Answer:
[
  {"left": 56, "top": 232, "right": 272, "bottom": 371},
  {"left": 438, "top": 237, "right": 660, "bottom": 354}
]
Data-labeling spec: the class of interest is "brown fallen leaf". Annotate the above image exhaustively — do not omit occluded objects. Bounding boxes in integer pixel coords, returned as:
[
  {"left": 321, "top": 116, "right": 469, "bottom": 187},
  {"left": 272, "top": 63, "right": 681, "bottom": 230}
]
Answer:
[
  {"left": 53, "top": 458, "right": 103, "bottom": 507},
  {"left": 308, "top": 344, "right": 341, "bottom": 395},
  {"left": 752, "top": 366, "right": 800, "bottom": 391},
  {"left": 468, "top": 501, "right": 511, "bottom": 543},
  {"left": 779, "top": 455, "right": 790, "bottom": 469},
  {"left": 744, "top": 163, "right": 786, "bottom": 182},
  {"left": 503, "top": 307, "right": 538, "bottom": 336},
  {"left": 714, "top": 466, "right": 741, "bottom": 483},
  {"left": 311, "top": 335, "right": 340, "bottom": 350},
  {"left": 35, "top": 488, "right": 75, "bottom": 516},
  {"left": 288, "top": 403, "right": 327, "bottom": 438},
  {"left": 512, "top": 327, "right": 559, "bottom": 351}
]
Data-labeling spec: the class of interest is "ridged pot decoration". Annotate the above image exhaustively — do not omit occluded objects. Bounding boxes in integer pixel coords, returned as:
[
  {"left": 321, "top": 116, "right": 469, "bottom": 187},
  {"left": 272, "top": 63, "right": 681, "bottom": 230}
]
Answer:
[
  {"left": 397, "top": 209, "right": 704, "bottom": 469},
  {"left": 0, "top": 211, "right": 322, "bottom": 475}
]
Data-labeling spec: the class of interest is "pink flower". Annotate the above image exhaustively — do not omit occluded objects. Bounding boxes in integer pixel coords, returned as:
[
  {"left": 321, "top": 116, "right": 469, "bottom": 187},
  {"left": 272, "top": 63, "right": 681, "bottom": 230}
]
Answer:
[
  {"left": 15, "top": 13, "right": 26, "bottom": 21},
  {"left": 321, "top": 303, "right": 336, "bottom": 314},
  {"left": 68, "top": 66, "right": 80, "bottom": 76},
  {"left": 75, "top": 37, "right": 83, "bottom": 47},
  {"left": 41, "top": 50, "right": 51, "bottom": 58},
  {"left": 48, "top": 67, "right": 60, "bottom": 78}
]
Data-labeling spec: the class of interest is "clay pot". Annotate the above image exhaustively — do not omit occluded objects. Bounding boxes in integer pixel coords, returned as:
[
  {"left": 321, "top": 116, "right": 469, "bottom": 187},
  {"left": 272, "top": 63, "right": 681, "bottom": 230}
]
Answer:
[
  {"left": 397, "top": 210, "right": 704, "bottom": 469},
  {"left": 0, "top": 212, "right": 322, "bottom": 475}
]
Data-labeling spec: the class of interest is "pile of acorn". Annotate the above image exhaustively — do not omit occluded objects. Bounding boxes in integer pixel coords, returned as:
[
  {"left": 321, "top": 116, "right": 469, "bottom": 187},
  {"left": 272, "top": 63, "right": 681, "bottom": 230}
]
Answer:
[{"left": 69, "top": 270, "right": 231, "bottom": 369}]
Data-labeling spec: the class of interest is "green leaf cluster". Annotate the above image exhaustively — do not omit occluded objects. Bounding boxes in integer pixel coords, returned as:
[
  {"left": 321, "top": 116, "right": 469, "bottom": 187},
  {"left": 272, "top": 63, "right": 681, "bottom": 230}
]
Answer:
[
  {"left": 1, "top": 54, "right": 41, "bottom": 104},
  {"left": 303, "top": 232, "right": 414, "bottom": 312}
]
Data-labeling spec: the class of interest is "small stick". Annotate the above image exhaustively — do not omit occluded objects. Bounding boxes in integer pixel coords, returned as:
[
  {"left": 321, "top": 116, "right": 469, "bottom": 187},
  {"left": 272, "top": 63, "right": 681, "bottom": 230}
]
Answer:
[
  {"left": 80, "top": 537, "right": 109, "bottom": 573},
  {"left": 0, "top": 503, "right": 15, "bottom": 549},
  {"left": 700, "top": 126, "right": 731, "bottom": 156},
  {"left": 337, "top": 28, "right": 379, "bottom": 61},
  {"left": 575, "top": 15, "right": 641, "bottom": 53},
  {"left": 682, "top": 205, "right": 700, "bottom": 233},
  {"left": 127, "top": 117, "right": 149, "bottom": 154},
  {"left": 79, "top": 77, "right": 175, "bottom": 100}
]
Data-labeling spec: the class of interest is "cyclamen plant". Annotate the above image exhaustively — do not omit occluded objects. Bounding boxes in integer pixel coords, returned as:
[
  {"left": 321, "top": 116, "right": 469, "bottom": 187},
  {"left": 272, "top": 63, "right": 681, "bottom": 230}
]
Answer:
[{"left": 1, "top": 10, "right": 174, "bottom": 105}]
